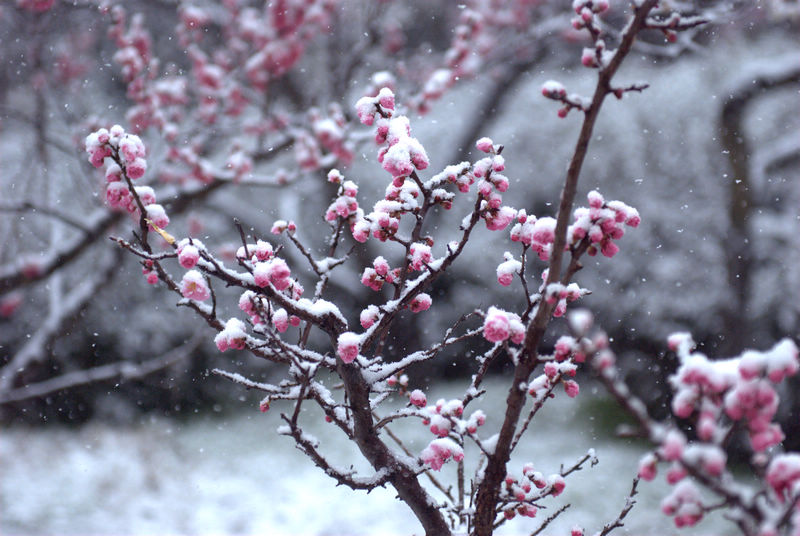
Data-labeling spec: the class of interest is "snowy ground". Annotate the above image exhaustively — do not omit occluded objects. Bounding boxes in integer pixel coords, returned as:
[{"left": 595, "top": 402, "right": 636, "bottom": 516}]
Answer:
[{"left": 1, "top": 379, "right": 737, "bottom": 536}]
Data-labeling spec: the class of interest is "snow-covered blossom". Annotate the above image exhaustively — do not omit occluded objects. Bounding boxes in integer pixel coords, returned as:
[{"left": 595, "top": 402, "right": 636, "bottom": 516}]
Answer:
[
  {"left": 180, "top": 270, "right": 210, "bottom": 301},
  {"left": 337, "top": 332, "right": 360, "bottom": 364},
  {"left": 482, "top": 307, "right": 525, "bottom": 344},
  {"left": 409, "top": 389, "right": 427, "bottom": 408},
  {"left": 475, "top": 137, "right": 494, "bottom": 153},
  {"left": 145, "top": 204, "right": 169, "bottom": 230},
  {"left": 766, "top": 454, "right": 800, "bottom": 501},
  {"left": 420, "top": 438, "right": 463, "bottom": 471},
  {"left": 178, "top": 243, "right": 200, "bottom": 269},
  {"left": 661, "top": 480, "right": 704, "bottom": 528},
  {"left": 360, "top": 305, "right": 380, "bottom": 329},
  {"left": 254, "top": 258, "right": 291, "bottom": 291},
  {"left": 409, "top": 243, "right": 432, "bottom": 271},
  {"left": 409, "top": 293, "right": 432, "bottom": 313},
  {"left": 214, "top": 318, "right": 247, "bottom": 352},
  {"left": 563, "top": 380, "right": 580, "bottom": 398},
  {"left": 496, "top": 252, "right": 521, "bottom": 287},
  {"left": 638, "top": 453, "right": 658, "bottom": 481}
]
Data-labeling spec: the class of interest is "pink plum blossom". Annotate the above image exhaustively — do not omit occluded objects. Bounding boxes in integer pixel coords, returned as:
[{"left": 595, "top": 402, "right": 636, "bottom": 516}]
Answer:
[
  {"left": 180, "top": 270, "right": 210, "bottom": 301},
  {"left": 337, "top": 332, "right": 360, "bottom": 363}
]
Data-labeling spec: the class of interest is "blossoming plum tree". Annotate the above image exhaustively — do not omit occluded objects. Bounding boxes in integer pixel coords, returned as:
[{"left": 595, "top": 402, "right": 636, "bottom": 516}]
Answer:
[
  {"left": 2, "top": 0, "right": 798, "bottom": 534},
  {"left": 76, "top": 1, "right": 800, "bottom": 535},
  {"left": 2, "top": 0, "right": 601, "bottom": 410}
]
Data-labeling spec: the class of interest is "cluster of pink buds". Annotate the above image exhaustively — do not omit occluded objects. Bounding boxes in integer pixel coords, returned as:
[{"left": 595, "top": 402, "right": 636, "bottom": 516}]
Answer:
[
  {"left": 408, "top": 293, "right": 432, "bottom": 313},
  {"left": 361, "top": 98, "right": 429, "bottom": 184},
  {"left": 214, "top": 318, "right": 248, "bottom": 352},
  {"left": 409, "top": 389, "right": 427, "bottom": 408},
  {"left": 108, "top": 8, "right": 152, "bottom": 95},
  {"left": 553, "top": 335, "right": 587, "bottom": 363},
  {"left": 238, "top": 290, "right": 267, "bottom": 325},
  {"left": 425, "top": 398, "right": 464, "bottom": 438},
  {"left": 668, "top": 334, "right": 798, "bottom": 452},
  {"left": 472, "top": 138, "right": 515, "bottom": 231},
  {"left": 235, "top": 240, "right": 274, "bottom": 264},
  {"left": 253, "top": 258, "right": 292, "bottom": 291},
  {"left": 361, "top": 256, "right": 397, "bottom": 292},
  {"left": 498, "top": 464, "right": 567, "bottom": 519},
  {"left": 541, "top": 79, "right": 589, "bottom": 118},
  {"left": 420, "top": 438, "right": 464, "bottom": 471},
  {"left": 408, "top": 242, "right": 432, "bottom": 271},
  {"left": 571, "top": 0, "right": 610, "bottom": 31},
  {"left": 310, "top": 106, "right": 354, "bottom": 167},
  {"left": 542, "top": 278, "right": 587, "bottom": 318},
  {"left": 660, "top": 480, "right": 704, "bottom": 528},
  {"left": 324, "top": 169, "right": 359, "bottom": 221},
  {"left": 270, "top": 219, "right": 296, "bottom": 235},
  {"left": 85, "top": 125, "right": 170, "bottom": 230},
  {"left": 567, "top": 190, "right": 640, "bottom": 258},
  {"left": 141, "top": 259, "right": 158, "bottom": 285},
  {"left": 766, "top": 454, "right": 800, "bottom": 502},
  {"left": 509, "top": 213, "right": 556, "bottom": 261},
  {"left": 482, "top": 306, "right": 525, "bottom": 345}
]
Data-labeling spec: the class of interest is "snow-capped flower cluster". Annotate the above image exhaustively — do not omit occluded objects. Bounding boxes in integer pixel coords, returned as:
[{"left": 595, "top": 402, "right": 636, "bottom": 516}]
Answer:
[
  {"left": 482, "top": 306, "right": 525, "bottom": 344},
  {"left": 571, "top": 0, "right": 610, "bottom": 31},
  {"left": 235, "top": 240, "right": 274, "bottom": 263},
  {"left": 424, "top": 398, "right": 464, "bottom": 438},
  {"left": 324, "top": 169, "right": 359, "bottom": 222},
  {"left": 540, "top": 275, "right": 588, "bottom": 318},
  {"left": 660, "top": 480, "right": 704, "bottom": 528},
  {"left": 497, "top": 464, "right": 568, "bottom": 520},
  {"left": 254, "top": 258, "right": 292, "bottom": 291},
  {"left": 409, "top": 293, "right": 432, "bottom": 313},
  {"left": 361, "top": 256, "right": 396, "bottom": 291},
  {"left": 566, "top": 190, "right": 640, "bottom": 258},
  {"left": 668, "top": 335, "right": 798, "bottom": 451},
  {"left": 509, "top": 212, "right": 557, "bottom": 260},
  {"left": 409, "top": 389, "right": 427, "bottom": 408},
  {"left": 408, "top": 242, "right": 432, "bottom": 272},
  {"left": 177, "top": 239, "right": 202, "bottom": 269},
  {"left": 420, "top": 438, "right": 464, "bottom": 471},
  {"left": 470, "top": 139, "right": 516, "bottom": 231},
  {"left": 766, "top": 454, "right": 800, "bottom": 502},
  {"left": 214, "top": 318, "right": 247, "bottom": 352},
  {"left": 355, "top": 87, "right": 395, "bottom": 126}
]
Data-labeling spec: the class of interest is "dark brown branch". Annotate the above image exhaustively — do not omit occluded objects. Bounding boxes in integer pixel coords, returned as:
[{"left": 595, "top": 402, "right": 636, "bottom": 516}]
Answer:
[{"left": 0, "top": 335, "right": 202, "bottom": 405}]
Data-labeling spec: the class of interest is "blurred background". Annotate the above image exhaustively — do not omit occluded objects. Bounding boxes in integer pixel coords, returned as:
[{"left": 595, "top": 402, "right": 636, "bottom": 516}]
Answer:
[{"left": 0, "top": 0, "right": 798, "bottom": 534}]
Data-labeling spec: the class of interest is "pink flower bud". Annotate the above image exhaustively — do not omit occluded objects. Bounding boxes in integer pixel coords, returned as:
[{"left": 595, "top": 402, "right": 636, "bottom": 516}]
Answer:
[
  {"left": 409, "top": 389, "right": 427, "bottom": 408},
  {"left": 564, "top": 380, "right": 580, "bottom": 398},
  {"left": 180, "top": 270, "right": 210, "bottom": 301},
  {"left": 178, "top": 244, "right": 200, "bottom": 269},
  {"left": 337, "top": 332, "right": 360, "bottom": 364},
  {"left": 410, "top": 293, "right": 432, "bottom": 313},
  {"left": 475, "top": 137, "right": 494, "bottom": 153}
]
